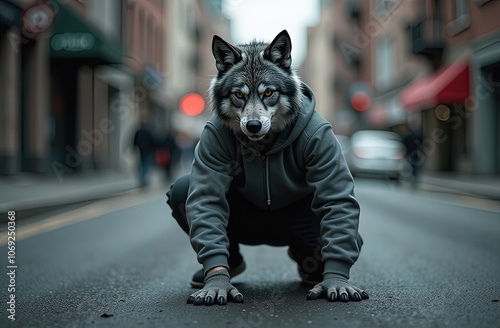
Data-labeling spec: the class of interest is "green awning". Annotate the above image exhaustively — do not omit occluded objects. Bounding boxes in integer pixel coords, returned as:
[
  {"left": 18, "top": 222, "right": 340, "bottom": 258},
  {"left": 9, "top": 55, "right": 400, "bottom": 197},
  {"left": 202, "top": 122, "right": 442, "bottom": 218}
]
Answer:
[
  {"left": 0, "top": 0, "right": 22, "bottom": 27},
  {"left": 50, "top": 0, "right": 123, "bottom": 64}
]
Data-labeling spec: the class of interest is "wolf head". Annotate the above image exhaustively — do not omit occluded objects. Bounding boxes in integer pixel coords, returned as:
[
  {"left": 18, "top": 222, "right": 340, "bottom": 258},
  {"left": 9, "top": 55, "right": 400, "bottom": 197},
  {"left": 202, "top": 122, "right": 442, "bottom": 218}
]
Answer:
[{"left": 208, "top": 30, "right": 303, "bottom": 141}]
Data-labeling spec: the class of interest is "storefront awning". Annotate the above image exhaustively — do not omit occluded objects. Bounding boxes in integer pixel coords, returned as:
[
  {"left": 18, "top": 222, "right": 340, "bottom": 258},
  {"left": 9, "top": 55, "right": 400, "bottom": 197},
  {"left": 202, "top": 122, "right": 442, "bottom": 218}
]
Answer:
[
  {"left": 0, "top": 0, "right": 21, "bottom": 27},
  {"left": 50, "top": 1, "right": 123, "bottom": 64},
  {"left": 400, "top": 60, "right": 470, "bottom": 111}
]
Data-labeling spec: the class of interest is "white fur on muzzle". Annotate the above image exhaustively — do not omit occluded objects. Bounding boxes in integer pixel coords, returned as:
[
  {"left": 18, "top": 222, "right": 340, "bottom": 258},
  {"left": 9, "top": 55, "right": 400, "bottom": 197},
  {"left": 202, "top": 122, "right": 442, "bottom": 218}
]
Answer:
[{"left": 240, "top": 116, "right": 271, "bottom": 141}]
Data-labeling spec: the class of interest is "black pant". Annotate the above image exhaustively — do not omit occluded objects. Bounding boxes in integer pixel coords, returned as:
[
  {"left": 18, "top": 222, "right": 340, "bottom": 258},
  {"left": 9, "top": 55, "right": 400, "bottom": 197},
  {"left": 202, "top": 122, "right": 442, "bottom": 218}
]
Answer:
[{"left": 167, "top": 174, "right": 327, "bottom": 280}]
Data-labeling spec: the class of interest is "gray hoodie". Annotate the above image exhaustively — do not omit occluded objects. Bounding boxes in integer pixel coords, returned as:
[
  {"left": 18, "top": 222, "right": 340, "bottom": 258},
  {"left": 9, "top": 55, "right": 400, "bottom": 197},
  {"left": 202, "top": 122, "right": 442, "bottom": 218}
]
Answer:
[{"left": 186, "top": 84, "right": 361, "bottom": 279}]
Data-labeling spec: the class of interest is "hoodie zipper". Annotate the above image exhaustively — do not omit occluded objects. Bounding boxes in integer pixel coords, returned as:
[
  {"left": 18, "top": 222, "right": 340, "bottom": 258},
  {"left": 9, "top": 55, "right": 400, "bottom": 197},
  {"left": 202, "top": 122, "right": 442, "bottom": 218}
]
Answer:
[{"left": 258, "top": 154, "right": 271, "bottom": 210}]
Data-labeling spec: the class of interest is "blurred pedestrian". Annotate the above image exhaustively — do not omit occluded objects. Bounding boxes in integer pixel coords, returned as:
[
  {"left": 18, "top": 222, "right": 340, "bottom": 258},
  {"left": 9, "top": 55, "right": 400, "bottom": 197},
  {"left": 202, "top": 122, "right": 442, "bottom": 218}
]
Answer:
[
  {"left": 156, "top": 125, "right": 179, "bottom": 183},
  {"left": 399, "top": 123, "right": 423, "bottom": 188},
  {"left": 133, "top": 115, "right": 156, "bottom": 187}
]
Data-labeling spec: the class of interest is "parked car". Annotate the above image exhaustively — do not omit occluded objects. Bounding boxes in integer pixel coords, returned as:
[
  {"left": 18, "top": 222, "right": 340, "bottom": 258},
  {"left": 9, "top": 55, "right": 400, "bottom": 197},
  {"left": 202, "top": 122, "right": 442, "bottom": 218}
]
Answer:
[{"left": 348, "top": 130, "right": 406, "bottom": 180}]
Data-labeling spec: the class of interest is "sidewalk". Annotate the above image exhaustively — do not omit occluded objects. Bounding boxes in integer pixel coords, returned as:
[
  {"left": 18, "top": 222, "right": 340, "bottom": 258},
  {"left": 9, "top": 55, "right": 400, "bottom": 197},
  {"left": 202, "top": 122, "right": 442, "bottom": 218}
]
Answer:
[
  {"left": 418, "top": 172, "right": 500, "bottom": 201},
  {"left": 0, "top": 170, "right": 150, "bottom": 215}
]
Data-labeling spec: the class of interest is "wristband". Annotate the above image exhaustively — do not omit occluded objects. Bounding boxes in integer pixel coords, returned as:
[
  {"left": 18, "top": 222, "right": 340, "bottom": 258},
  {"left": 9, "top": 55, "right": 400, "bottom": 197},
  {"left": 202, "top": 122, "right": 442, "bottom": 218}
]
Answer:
[{"left": 205, "top": 269, "right": 230, "bottom": 281}]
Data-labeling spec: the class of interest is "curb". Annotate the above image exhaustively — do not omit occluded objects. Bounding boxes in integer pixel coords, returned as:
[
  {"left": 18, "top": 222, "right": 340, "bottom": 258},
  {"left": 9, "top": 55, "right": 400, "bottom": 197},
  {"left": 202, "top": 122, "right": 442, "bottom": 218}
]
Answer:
[{"left": 418, "top": 176, "right": 500, "bottom": 201}]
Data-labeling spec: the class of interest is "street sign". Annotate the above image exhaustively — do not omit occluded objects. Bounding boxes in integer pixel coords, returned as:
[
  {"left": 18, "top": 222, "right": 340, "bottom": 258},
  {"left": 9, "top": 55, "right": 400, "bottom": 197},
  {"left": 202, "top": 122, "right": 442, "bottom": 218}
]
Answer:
[{"left": 22, "top": 2, "right": 55, "bottom": 35}]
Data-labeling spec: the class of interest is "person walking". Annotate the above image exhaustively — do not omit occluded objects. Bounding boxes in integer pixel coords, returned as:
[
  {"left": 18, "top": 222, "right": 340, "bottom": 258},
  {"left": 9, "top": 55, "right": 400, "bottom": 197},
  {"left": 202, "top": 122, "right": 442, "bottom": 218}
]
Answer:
[{"left": 133, "top": 117, "right": 156, "bottom": 187}]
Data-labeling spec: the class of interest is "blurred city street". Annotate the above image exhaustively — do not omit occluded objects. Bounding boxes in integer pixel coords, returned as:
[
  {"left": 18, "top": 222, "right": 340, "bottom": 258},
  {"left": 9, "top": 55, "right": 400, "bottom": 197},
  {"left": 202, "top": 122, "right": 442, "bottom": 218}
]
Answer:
[
  {"left": 2, "top": 0, "right": 500, "bottom": 327},
  {"left": 1, "top": 177, "right": 499, "bottom": 327}
]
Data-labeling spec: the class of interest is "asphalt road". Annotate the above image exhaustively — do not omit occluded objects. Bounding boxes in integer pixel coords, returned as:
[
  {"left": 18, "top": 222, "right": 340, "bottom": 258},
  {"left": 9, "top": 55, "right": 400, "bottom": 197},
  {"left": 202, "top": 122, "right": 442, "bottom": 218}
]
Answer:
[{"left": 1, "top": 179, "right": 499, "bottom": 328}]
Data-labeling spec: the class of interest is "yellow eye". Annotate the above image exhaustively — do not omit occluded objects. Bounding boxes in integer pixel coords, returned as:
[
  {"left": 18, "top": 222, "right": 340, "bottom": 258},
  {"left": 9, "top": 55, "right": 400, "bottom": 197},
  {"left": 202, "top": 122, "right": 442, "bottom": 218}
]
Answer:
[
  {"left": 264, "top": 89, "right": 274, "bottom": 97},
  {"left": 234, "top": 91, "right": 244, "bottom": 99}
]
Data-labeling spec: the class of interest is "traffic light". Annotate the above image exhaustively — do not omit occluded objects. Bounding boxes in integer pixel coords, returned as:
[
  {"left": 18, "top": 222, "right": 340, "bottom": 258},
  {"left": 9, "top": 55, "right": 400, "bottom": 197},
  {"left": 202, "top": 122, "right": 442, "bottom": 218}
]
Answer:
[
  {"left": 350, "top": 91, "right": 371, "bottom": 112},
  {"left": 179, "top": 93, "right": 205, "bottom": 116},
  {"left": 348, "top": 82, "right": 372, "bottom": 112}
]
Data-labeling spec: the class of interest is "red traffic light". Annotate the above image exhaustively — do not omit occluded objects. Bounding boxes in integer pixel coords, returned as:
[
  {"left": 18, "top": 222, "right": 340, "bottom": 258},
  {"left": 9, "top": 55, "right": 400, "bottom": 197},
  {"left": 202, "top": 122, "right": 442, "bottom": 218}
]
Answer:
[
  {"left": 351, "top": 92, "right": 371, "bottom": 112},
  {"left": 180, "top": 93, "right": 205, "bottom": 116}
]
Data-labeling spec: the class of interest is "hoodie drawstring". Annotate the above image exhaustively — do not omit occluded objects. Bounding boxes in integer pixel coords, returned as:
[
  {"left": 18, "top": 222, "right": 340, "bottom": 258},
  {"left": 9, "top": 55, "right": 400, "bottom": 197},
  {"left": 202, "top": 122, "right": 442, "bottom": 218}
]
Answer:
[
  {"left": 259, "top": 154, "right": 271, "bottom": 209},
  {"left": 265, "top": 156, "right": 271, "bottom": 208}
]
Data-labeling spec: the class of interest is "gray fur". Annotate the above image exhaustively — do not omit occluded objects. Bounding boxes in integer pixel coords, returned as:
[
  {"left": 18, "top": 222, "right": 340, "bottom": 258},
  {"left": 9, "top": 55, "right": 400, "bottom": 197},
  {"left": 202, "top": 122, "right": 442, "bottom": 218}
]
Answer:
[{"left": 209, "top": 30, "right": 303, "bottom": 141}]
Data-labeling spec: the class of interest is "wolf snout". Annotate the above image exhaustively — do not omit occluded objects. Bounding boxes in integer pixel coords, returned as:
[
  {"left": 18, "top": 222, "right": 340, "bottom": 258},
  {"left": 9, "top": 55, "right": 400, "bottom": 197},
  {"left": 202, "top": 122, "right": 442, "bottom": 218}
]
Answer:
[
  {"left": 240, "top": 117, "right": 271, "bottom": 140},
  {"left": 246, "top": 120, "right": 262, "bottom": 134}
]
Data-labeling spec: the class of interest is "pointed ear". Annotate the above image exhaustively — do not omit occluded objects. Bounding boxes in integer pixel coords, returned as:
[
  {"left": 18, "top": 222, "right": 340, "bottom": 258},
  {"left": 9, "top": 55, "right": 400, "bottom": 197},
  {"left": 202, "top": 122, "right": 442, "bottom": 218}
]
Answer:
[
  {"left": 212, "top": 35, "right": 242, "bottom": 72},
  {"left": 264, "top": 30, "right": 292, "bottom": 68}
]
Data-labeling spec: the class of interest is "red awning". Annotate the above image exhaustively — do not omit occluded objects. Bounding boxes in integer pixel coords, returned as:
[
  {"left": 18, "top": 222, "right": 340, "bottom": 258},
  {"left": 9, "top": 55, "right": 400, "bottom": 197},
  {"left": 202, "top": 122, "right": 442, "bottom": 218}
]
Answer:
[{"left": 400, "top": 60, "right": 470, "bottom": 111}]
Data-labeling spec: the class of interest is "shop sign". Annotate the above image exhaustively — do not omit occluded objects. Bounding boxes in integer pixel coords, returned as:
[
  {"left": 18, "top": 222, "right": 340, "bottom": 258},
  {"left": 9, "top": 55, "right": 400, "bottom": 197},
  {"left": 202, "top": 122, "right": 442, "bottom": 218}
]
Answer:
[{"left": 51, "top": 32, "right": 95, "bottom": 51}]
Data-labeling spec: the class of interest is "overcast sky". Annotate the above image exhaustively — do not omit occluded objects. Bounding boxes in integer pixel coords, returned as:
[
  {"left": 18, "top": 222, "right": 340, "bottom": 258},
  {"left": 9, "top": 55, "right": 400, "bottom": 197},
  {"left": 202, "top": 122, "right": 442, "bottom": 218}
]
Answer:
[{"left": 222, "top": 0, "right": 320, "bottom": 68}]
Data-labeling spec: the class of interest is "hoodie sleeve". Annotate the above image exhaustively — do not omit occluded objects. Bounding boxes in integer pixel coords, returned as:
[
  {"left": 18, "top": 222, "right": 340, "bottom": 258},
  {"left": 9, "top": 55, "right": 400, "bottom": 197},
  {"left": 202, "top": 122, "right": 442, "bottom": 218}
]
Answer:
[
  {"left": 304, "top": 123, "right": 361, "bottom": 279},
  {"left": 186, "top": 122, "right": 234, "bottom": 274}
]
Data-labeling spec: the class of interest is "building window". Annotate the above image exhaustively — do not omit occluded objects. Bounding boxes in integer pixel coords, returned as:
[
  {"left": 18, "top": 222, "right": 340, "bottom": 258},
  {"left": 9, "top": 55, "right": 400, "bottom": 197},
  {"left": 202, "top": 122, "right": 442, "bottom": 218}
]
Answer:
[
  {"left": 455, "top": 0, "right": 469, "bottom": 18},
  {"left": 432, "top": 0, "right": 443, "bottom": 40},
  {"left": 139, "top": 8, "right": 146, "bottom": 57},
  {"left": 375, "top": 36, "right": 395, "bottom": 90},
  {"left": 127, "top": 6, "right": 134, "bottom": 51},
  {"left": 447, "top": 0, "right": 471, "bottom": 36},
  {"left": 372, "top": 0, "right": 399, "bottom": 16}
]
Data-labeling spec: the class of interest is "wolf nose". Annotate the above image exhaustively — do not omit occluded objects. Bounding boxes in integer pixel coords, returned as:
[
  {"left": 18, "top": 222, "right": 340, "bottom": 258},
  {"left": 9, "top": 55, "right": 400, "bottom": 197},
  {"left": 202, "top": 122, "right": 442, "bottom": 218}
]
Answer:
[{"left": 246, "top": 120, "right": 262, "bottom": 134}]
